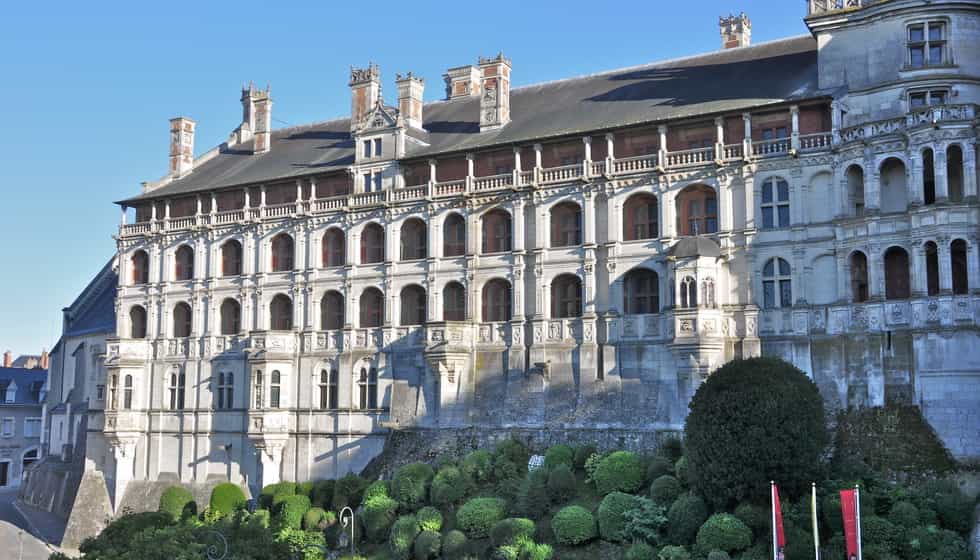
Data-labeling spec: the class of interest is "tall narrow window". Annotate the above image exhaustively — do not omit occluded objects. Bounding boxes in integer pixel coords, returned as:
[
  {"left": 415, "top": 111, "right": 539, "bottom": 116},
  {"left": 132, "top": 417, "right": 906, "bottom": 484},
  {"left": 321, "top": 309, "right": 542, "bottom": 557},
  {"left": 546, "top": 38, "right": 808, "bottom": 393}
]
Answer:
[
  {"left": 322, "top": 228, "right": 345, "bottom": 267},
  {"left": 846, "top": 165, "right": 865, "bottom": 217},
  {"left": 951, "top": 239, "right": 968, "bottom": 295},
  {"left": 360, "top": 288, "right": 384, "bottom": 328},
  {"left": 400, "top": 218, "right": 428, "bottom": 261},
  {"left": 443, "top": 282, "right": 466, "bottom": 321},
  {"left": 269, "top": 371, "right": 281, "bottom": 409},
  {"left": 321, "top": 291, "right": 345, "bottom": 330},
  {"left": 923, "top": 149, "right": 936, "bottom": 205},
  {"left": 222, "top": 240, "right": 243, "bottom": 276},
  {"left": 761, "top": 178, "right": 790, "bottom": 229},
  {"left": 130, "top": 306, "right": 147, "bottom": 339},
  {"left": 623, "top": 269, "right": 660, "bottom": 314},
  {"left": 400, "top": 285, "right": 427, "bottom": 326},
  {"left": 680, "top": 276, "right": 697, "bottom": 308},
  {"left": 623, "top": 193, "right": 659, "bottom": 241},
  {"left": 271, "top": 233, "right": 295, "bottom": 272},
  {"left": 253, "top": 370, "right": 264, "bottom": 409},
  {"left": 131, "top": 250, "right": 149, "bottom": 285},
  {"left": 108, "top": 374, "right": 118, "bottom": 410},
  {"left": 947, "top": 145, "right": 964, "bottom": 202},
  {"left": 270, "top": 294, "right": 293, "bottom": 330},
  {"left": 676, "top": 185, "right": 717, "bottom": 235},
  {"left": 360, "top": 223, "right": 385, "bottom": 264},
  {"left": 551, "top": 274, "right": 582, "bottom": 318},
  {"left": 481, "top": 209, "right": 512, "bottom": 254},
  {"left": 123, "top": 375, "right": 133, "bottom": 410},
  {"left": 173, "top": 302, "right": 192, "bottom": 338},
  {"left": 884, "top": 246, "right": 911, "bottom": 300},
  {"left": 482, "top": 279, "right": 512, "bottom": 322},
  {"left": 907, "top": 21, "right": 946, "bottom": 68},
  {"left": 702, "top": 278, "right": 716, "bottom": 308},
  {"left": 220, "top": 299, "right": 241, "bottom": 335},
  {"left": 850, "top": 251, "right": 870, "bottom": 302},
  {"left": 216, "top": 372, "right": 233, "bottom": 410},
  {"left": 175, "top": 245, "right": 194, "bottom": 281},
  {"left": 169, "top": 370, "right": 186, "bottom": 410},
  {"left": 358, "top": 368, "right": 378, "bottom": 409},
  {"left": 763, "top": 258, "right": 792, "bottom": 309},
  {"left": 443, "top": 213, "right": 466, "bottom": 257},
  {"left": 550, "top": 202, "right": 582, "bottom": 247},
  {"left": 925, "top": 241, "right": 940, "bottom": 296},
  {"left": 319, "top": 369, "right": 338, "bottom": 409}
]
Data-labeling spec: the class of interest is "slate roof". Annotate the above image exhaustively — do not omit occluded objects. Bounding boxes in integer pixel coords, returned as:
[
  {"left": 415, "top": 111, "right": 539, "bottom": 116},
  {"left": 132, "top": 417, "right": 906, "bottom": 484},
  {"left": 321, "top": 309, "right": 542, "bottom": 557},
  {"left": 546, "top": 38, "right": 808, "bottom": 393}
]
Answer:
[
  {"left": 669, "top": 236, "right": 722, "bottom": 259},
  {"left": 121, "top": 35, "right": 820, "bottom": 204},
  {"left": 0, "top": 367, "right": 47, "bottom": 405},
  {"left": 63, "top": 258, "right": 118, "bottom": 338}
]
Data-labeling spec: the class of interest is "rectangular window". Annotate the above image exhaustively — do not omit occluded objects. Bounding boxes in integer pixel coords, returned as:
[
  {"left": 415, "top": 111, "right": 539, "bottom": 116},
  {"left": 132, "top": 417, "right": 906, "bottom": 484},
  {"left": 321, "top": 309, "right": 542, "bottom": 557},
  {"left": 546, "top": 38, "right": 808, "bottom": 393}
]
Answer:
[
  {"left": 24, "top": 418, "right": 42, "bottom": 438},
  {"left": 96, "top": 385, "right": 105, "bottom": 400},
  {"left": 763, "top": 281, "right": 776, "bottom": 309},
  {"left": 1, "top": 418, "right": 13, "bottom": 438},
  {"left": 362, "top": 173, "right": 372, "bottom": 192},
  {"left": 780, "top": 280, "right": 793, "bottom": 307},
  {"left": 910, "top": 89, "right": 949, "bottom": 108},
  {"left": 363, "top": 140, "right": 372, "bottom": 158},
  {"left": 908, "top": 21, "right": 946, "bottom": 68},
  {"left": 373, "top": 138, "right": 382, "bottom": 156},
  {"left": 373, "top": 173, "right": 382, "bottom": 192}
]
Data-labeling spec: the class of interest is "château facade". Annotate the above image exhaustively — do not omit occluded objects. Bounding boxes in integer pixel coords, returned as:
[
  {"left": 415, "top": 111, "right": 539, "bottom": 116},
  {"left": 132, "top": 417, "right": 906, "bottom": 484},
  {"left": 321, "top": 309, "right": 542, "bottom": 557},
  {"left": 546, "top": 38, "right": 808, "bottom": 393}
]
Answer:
[{"left": 79, "top": 0, "right": 980, "bottom": 521}]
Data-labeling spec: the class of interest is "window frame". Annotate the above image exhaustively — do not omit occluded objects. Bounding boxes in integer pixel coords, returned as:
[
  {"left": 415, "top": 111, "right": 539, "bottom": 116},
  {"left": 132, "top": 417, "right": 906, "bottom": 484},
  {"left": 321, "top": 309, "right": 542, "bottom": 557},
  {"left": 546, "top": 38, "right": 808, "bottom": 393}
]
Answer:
[
  {"left": 322, "top": 228, "right": 345, "bottom": 267},
  {"left": 761, "top": 177, "right": 791, "bottom": 230},
  {"left": 482, "top": 279, "right": 512, "bottom": 322},
  {"left": 623, "top": 268, "right": 660, "bottom": 315},
  {"left": 908, "top": 88, "right": 949, "bottom": 109},
  {"left": 906, "top": 20, "right": 948, "bottom": 69},
  {"left": 762, "top": 257, "right": 793, "bottom": 309},
  {"left": 551, "top": 275, "right": 583, "bottom": 318},
  {"left": 269, "top": 370, "right": 281, "bottom": 409},
  {"left": 443, "top": 282, "right": 466, "bottom": 321},
  {"left": 168, "top": 370, "right": 186, "bottom": 411},
  {"left": 443, "top": 213, "right": 466, "bottom": 257},
  {"left": 623, "top": 193, "right": 659, "bottom": 241}
]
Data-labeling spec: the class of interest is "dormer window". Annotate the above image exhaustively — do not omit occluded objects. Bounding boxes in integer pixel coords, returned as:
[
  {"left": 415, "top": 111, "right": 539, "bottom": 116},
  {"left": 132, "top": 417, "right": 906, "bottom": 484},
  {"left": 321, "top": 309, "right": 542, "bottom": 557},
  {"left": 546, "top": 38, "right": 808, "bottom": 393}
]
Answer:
[
  {"left": 908, "top": 21, "right": 947, "bottom": 68},
  {"left": 909, "top": 89, "right": 948, "bottom": 108}
]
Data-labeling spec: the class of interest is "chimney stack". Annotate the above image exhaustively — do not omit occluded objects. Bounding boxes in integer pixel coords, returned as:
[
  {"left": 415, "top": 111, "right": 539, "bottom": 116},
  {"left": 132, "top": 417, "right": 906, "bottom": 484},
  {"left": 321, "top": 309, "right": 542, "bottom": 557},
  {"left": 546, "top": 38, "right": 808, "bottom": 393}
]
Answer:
[
  {"left": 169, "top": 116, "right": 196, "bottom": 178},
  {"left": 349, "top": 63, "right": 381, "bottom": 131},
  {"left": 720, "top": 13, "right": 751, "bottom": 49},
  {"left": 443, "top": 65, "right": 481, "bottom": 100},
  {"left": 236, "top": 81, "right": 272, "bottom": 148},
  {"left": 3, "top": 351, "right": 11, "bottom": 368},
  {"left": 478, "top": 53, "right": 512, "bottom": 131},
  {"left": 396, "top": 72, "right": 425, "bottom": 130},
  {"left": 40, "top": 349, "right": 49, "bottom": 370},
  {"left": 252, "top": 85, "right": 272, "bottom": 154}
]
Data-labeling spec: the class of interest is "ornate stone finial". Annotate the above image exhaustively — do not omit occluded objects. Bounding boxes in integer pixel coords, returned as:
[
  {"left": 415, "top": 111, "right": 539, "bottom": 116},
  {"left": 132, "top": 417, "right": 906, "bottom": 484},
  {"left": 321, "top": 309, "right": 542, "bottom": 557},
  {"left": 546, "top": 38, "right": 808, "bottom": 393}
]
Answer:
[{"left": 349, "top": 62, "right": 380, "bottom": 86}]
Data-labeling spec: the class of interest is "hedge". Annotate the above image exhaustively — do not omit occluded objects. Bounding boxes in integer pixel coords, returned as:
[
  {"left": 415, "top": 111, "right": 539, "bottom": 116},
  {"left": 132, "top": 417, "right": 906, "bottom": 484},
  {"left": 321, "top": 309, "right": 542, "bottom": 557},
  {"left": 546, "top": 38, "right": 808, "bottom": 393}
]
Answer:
[
  {"left": 546, "top": 464, "right": 577, "bottom": 504},
  {"left": 391, "top": 463, "right": 435, "bottom": 510},
  {"left": 332, "top": 474, "right": 368, "bottom": 511},
  {"left": 442, "top": 530, "right": 468, "bottom": 560},
  {"left": 461, "top": 449, "right": 494, "bottom": 483},
  {"left": 249, "top": 508, "right": 271, "bottom": 528},
  {"left": 551, "top": 505, "right": 597, "bottom": 546},
  {"left": 593, "top": 451, "right": 645, "bottom": 495},
  {"left": 260, "top": 481, "right": 296, "bottom": 509},
  {"left": 430, "top": 466, "right": 472, "bottom": 507},
  {"left": 389, "top": 515, "right": 420, "bottom": 560},
  {"left": 311, "top": 479, "right": 335, "bottom": 509},
  {"left": 544, "top": 444, "right": 574, "bottom": 470},
  {"left": 416, "top": 506, "right": 443, "bottom": 532},
  {"left": 276, "top": 495, "right": 312, "bottom": 530},
  {"left": 695, "top": 513, "right": 752, "bottom": 554},
  {"left": 457, "top": 497, "right": 507, "bottom": 538},
  {"left": 296, "top": 481, "right": 314, "bottom": 499},
  {"left": 209, "top": 483, "right": 247, "bottom": 516},
  {"left": 647, "top": 456, "right": 674, "bottom": 481},
  {"left": 650, "top": 475, "right": 683, "bottom": 506},
  {"left": 363, "top": 479, "right": 390, "bottom": 502},
  {"left": 597, "top": 491, "right": 638, "bottom": 542},
  {"left": 302, "top": 507, "right": 328, "bottom": 531},
  {"left": 667, "top": 494, "right": 709, "bottom": 545},
  {"left": 490, "top": 517, "right": 535, "bottom": 547},
  {"left": 413, "top": 530, "right": 441, "bottom": 560},
  {"left": 362, "top": 495, "right": 399, "bottom": 543},
  {"left": 158, "top": 486, "right": 196, "bottom": 521}
]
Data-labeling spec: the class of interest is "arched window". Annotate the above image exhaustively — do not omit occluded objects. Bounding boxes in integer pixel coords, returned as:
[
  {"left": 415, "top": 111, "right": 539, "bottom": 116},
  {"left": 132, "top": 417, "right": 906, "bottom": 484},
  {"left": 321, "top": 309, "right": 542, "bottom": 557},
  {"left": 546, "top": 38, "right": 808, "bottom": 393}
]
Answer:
[
  {"left": 551, "top": 274, "right": 582, "bottom": 318},
  {"left": 676, "top": 184, "right": 717, "bottom": 235},
  {"left": 130, "top": 306, "right": 147, "bottom": 339},
  {"left": 443, "top": 213, "right": 466, "bottom": 257},
  {"left": 763, "top": 258, "right": 792, "bottom": 309},
  {"left": 623, "top": 269, "right": 659, "bottom": 314},
  {"left": 880, "top": 158, "right": 908, "bottom": 213},
  {"left": 108, "top": 374, "right": 118, "bottom": 409},
  {"left": 322, "top": 228, "right": 345, "bottom": 267},
  {"left": 925, "top": 241, "right": 940, "bottom": 296},
  {"left": 319, "top": 368, "right": 338, "bottom": 409},
  {"left": 400, "top": 218, "right": 427, "bottom": 261},
  {"left": 320, "top": 291, "right": 344, "bottom": 330},
  {"left": 443, "top": 282, "right": 466, "bottom": 321},
  {"left": 222, "top": 240, "right": 243, "bottom": 277},
  {"left": 173, "top": 302, "right": 192, "bottom": 338},
  {"left": 360, "top": 287, "right": 384, "bottom": 328},
  {"left": 271, "top": 233, "right": 295, "bottom": 272},
  {"left": 220, "top": 299, "right": 241, "bottom": 335},
  {"left": 482, "top": 209, "right": 512, "bottom": 254},
  {"left": 884, "top": 246, "right": 911, "bottom": 300},
  {"left": 482, "top": 279, "right": 512, "bottom": 322},
  {"left": 216, "top": 372, "right": 233, "bottom": 410},
  {"left": 269, "top": 370, "right": 281, "bottom": 409},
  {"left": 947, "top": 145, "right": 964, "bottom": 202},
  {"left": 168, "top": 369, "right": 185, "bottom": 410},
  {"left": 702, "top": 278, "right": 716, "bottom": 308},
  {"left": 679, "top": 276, "right": 697, "bottom": 308},
  {"left": 358, "top": 367, "right": 378, "bottom": 409},
  {"left": 923, "top": 148, "right": 936, "bottom": 205},
  {"left": 360, "top": 223, "right": 385, "bottom": 264},
  {"left": 252, "top": 370, "right": 264, "bottom": 409},
  {"left": 761, "top": 177, "right": 790, "bottom": 229},
  {"left": 270, "top": 294, "right": 293, "bottom": 330},
  {"left": 623, "top": 193, "right": 659, "bottom": 241},
  {"left": 400, "top": 285, "right": 427, "bottom": 326},
  {"left": 951, "top": 239, "right": 968, "bottom": 295},
  {"left": 850, "top": 251, "right": 869, "bottom": 303},
  {"left": 131, "top": 250, "right": 149, "bottom": 285},
  {"left": 550, "top": 202, "right": 582, "bottom": 247},
  {"left": 174, "top": 245, "right": 194, "bottom": 281},
  {"left": 123, "top": 375, "right": 133, "bottom": 410},
  {"left": 846, "top": 165, "right": 865, "bottom": 217}
]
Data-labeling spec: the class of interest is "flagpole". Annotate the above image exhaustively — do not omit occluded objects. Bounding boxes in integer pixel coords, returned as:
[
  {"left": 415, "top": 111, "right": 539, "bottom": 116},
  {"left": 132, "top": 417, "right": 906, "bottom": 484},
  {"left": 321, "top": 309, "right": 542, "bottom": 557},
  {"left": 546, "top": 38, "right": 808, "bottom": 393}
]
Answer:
[
  {"left": 855, "top": 484, "right": 863, "bottom": 560},
  {"left": 771, "top": 481, "right": 778, "bottom": 560},
  {"left": 811, "top": 482, "right": 820, "bottom": 560}
]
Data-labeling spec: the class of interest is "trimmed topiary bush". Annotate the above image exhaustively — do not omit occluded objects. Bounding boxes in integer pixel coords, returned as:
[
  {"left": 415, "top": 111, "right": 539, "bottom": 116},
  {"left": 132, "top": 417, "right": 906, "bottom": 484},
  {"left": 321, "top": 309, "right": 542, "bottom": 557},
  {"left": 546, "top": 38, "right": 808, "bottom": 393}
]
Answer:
[
  {"left": 685, "top": 357, "right": 826, "bottom": 509},
  {"left": 597, "top": 491, "right": 638, "bottom": 542},
  {"left": 661, "top": 436, "right": 684, "bottom": 462},
  {"left": 332, "top": 473, "right": 368, "bottom": 511},
  {"left": 887, "top": 501, "right": 919, "bottom": 529},
  {"left": 461, "top": 449, "right": 494, "bottom": 483},
  {"left": 625, "top": 542, "right": 658, "bottom": 560},
  {"left": 623, "top": 496, "right": 668, "bottom": 545},
  {"left": 658, "top": 545, "right": 691, "bottom": 560},
  {"left": 733, "top": 503, "right": 769, "bottom": 538},
  {"left": 413, "top": 530, "right": 441, "bottom": 560},
  {"left": 490, "top": 517, "right": 536, "bottom": 547},
  {"left": 159, "top": 486, "right": 196, "bottom": 521},
  {"left": 515, "top": 468, "right": 550, "bottom": 520},
  {"left": 695, "top": 514, "right": 752, "bottom": 554},
  {"left": 302, "top": 507, "right": 328, "bottom": 531},
  {"left": 276, "top": 494, "right": 312, "bottom": 530},
  {"left": 546, "top": 464, "right": 577, "bottom": 504},
  {"left": 650, "top": 475, "right": 683, "bottom": 506},
  {"left": 442, "top": 530, "right": 468, "bottom": 560},
  {"left": 544, "top": 444, "right": 574, "bottom": 470},
  {"left": 667, "top": 494, "right": 708, "bottom": 545},
  {"left": 296, "top": 481, "right": 314, "bottom": 499},
  {"left": 573, "top": 444, "right": 597, "bottom": 471},
  {"left": 260, "top": 481, "right": 296, "bottom": 509},
  {"left": 430, "top": 465, "right": 473, "bottom": 507},
  {"left": 311, "top": 479, "right": 335, "bottom": 509},
  {"left": 249, "top": 508, "right": 271, "bottom": 528},
  {"left": 593, "top": 451, "right": 645, "bottom": 495},
  {"left": 389, "top": 514, "right": 420, "bottom": 560},
  {"left": 363, "top": 479, "right": 390, "bottom": 502},
  {"left": 674, "top": 457, "right": 689, "bottom": 486},
  {"left": 457, "top": 497, "right": 507, "bottom": 538},
  {"left": 492, "top": 439, "right": 530, "bottom": 480},
  {"left": 551, "top": 505, "right": 597, "bottom": 546},
  {"left": 209, "top": 482, "right": 247, "bottom": 517},
  {"left": 361, "top": 495, "right": 399, "bottom": 543},
  {"left": 647, "top": 456, "right": 674, "bottom": 481},
  {"left": 416, "top": 506, "right": 443, "bottom": 532},
  {"left": 861, "top": 516, "right": 898, "bottom": 553},
  {"left": 392, "top": 462, "right": 435, "bottom": 510}
]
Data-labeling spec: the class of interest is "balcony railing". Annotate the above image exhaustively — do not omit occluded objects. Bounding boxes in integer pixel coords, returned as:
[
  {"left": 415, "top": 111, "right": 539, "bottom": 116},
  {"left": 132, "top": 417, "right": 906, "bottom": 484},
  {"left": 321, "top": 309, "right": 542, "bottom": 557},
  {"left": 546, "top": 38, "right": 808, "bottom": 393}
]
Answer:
[
  {"left": 799, "top": 132, "right": 832, "bottom": 152},
  {"left": 472, "top": 173, "right": 513, "bottom": 192},
  {"left": 840, "top": 104, "right": 976, "bottom": 144},
  {"left": 807, "top": 0, "right": 879, "bottom": 16},
  {"left": 752, "top": 137, "right": 790, "bottom": 157},
  {"left": 665, "top": 146, "right": 714, "bottom": 168},
  {"left": 540, "top": 163, "right": 583, "bottom": 184},
  {"left": 612, "top": 153, "right": 659, "bottom": 174}
]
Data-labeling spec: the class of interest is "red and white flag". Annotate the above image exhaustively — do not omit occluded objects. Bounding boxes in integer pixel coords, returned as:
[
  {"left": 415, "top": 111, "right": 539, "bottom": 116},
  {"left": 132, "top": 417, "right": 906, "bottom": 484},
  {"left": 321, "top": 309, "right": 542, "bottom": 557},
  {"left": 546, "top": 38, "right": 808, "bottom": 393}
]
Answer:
[
  {"left": 840, "top": 487, "right": 863, "bottom": 560},
  {"left": 771, "top": 482, "right": 786, "bottom": 560}
]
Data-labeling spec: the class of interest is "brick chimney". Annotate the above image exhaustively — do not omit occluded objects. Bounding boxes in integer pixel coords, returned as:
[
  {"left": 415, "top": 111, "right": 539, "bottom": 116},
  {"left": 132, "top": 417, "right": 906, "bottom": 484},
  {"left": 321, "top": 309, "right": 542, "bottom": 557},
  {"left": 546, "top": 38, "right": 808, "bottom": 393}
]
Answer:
[
  {"left": 349, "top": 63, "right": 381, "bottom": 131},
  {"left": 3, "top": 350, "right": 11, "bottom": 368},
  {"left": 40, "top": 349, "right": 49, "bottom": 370},
  {"left": 252, "top": 85, "right": 272, "bottom": 154},
  {"left": 169, "top": 116, "right": 196, "bottom": 178},
  {"left": 478, "top": 53, "right": 512, "bottom": 131},
  {"left": 443, "top": 65, "right": 481, "bottom": 100},
  {"left": 396, "top": 72, "right": 425, "bottom": 130},
  {"left": 720, "top": 13, "right": 751, "bottom": 49}
]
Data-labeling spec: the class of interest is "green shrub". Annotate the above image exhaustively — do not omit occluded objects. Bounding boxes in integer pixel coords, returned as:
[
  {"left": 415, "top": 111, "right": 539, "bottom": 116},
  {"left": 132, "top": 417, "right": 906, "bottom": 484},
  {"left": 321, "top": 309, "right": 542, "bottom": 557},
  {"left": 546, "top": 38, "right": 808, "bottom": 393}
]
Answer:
[
  {"left": 546, "top": 464, "right": 577, "bottom": 504},
  {"left": 901, "top": 525, "right": 971, "bottom": 560},
  {"left": 430, "top": 465, "right": 473, "bottom": 507},
  {"left": 515, "top": 468, "right": 550, "bottom": 520},
  {"left": 249, "top": 508, "right": 271, "bottom": 528},
  {"left": 296, "top": 481, "right": 314, "bottom": 499},
  {"left": 593, "top": 451, "right": 644, "bottom": 495},
  {"left": 658, "top": 545, "right": 691, "bottom": 560},
  {"left": 493, "top": 439, "right": 530, "bottom": 480},
  {"left": 159, "top": 486, "right": 196, "bottom": 521},
  {"left": 392, "top": 463, "right": 435, "bottom": 510},
  {"left": 933, "top": 486, "right": 974, "bottom": 534},
  {"left": 361, "top": 495, "right": 399, "bottom": 543},
  {"left": 276, "top": 494, "right": 312, "bottom": 530},
  {"left": 647, "top": 456, "right": 674, "bottom": 481},
  {"left": 457, "top": 497, "right": 507, "bottom": 538},
  {"left": 667, "top": 494, "right": 708, "bottom": 545},
  {"left": 275, "top": 526, "right": 326, "bottom": 560},
  {"left": 491, "top": 517, "right": 536, "bottom": 547},
  {"left": 887, "top": 501, "right": 920, "bottom": 529},
  {"left": 596, "top": 491, "right": 638, "bottom": 542},
  {"left": 311, "top": 479, "right": 334, "bottom": 509},
  {"left": 573, "top": 445, "right": 597, "bottom": 471},
  {"left": 461, "top": 449, "right": 494, "bottom": 483},
  {"left": 389, "top": 514, "right": 420, "bottom": 560},
  {"left": 544, "top": 444, "right": 574, "bottom": 470},
  {"left": 551, "top": 505, "right": 597, "bottom": 546},
  {"left": 363, "top": 479, "right": 390, "bottom": 502},
  {"left": 413, "top": 530, "right": 441, "bottom": 560},
  {"left": 650, "top": 475, "right": 683, "bottom": 506},
  {"left": 515, "top": 536, "right": 554, "bottom": 560},
  {"left": 78, "top": 512, "right": 174, "bottom": 557},
  {"left": 623, "top": 496, "right": 668, "bottom": 545},
  {"left": 626, "top": 542, "right": 659, "bottom": 560},
  {"left": 707, "top": 552, "right": 731, "bottom": 560},
  {"left": 332, "top": 473, "right": 368, "bottom": 511},
  {"left": 684, "top": 358, "right": 826, "bottom": 509},
  {"left": 260, "top": 481, "right": 296, "bottom": 509},
  {"left": 416, "top": 506, "right": 443, "bottom": 532},
  {"left": 661, "top": 436, "right": 683, "bottom": 461},
  {"left": 584, "top": 451, "right": 604, "bottom": 484},
  {"left": 733, "top": 503, "right": 769, "bottom": 538},
  {"left": 302, "top": 507, "right": 328, "bottom": 531},
  {"left": 861, "top": 516, "right": 898, "bottom": 552},
  {"left": 442, "top": 529, "right": 468, "bottom": 560},
  {"left": 674, "top": 457, "right": 689, "bottom": 486},
  {"left": 695, "top": 514, "right": 752, "bottom": 554},
  {"left": 209, "top": 482, "right": 247, "bottom": 517}
]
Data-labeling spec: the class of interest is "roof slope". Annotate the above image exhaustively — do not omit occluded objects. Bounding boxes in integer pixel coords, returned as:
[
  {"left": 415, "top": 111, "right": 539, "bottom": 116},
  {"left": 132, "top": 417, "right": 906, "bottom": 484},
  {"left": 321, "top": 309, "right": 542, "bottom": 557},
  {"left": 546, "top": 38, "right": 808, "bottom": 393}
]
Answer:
[
  {"left": 124, "top": 35, "right": 818, "bottom": 203},
  {"left": 0, "top": 367, "right": 47, "bottom": 405},
  {"left": 63, "top": 258, "right": 118, "bottom": 338}
]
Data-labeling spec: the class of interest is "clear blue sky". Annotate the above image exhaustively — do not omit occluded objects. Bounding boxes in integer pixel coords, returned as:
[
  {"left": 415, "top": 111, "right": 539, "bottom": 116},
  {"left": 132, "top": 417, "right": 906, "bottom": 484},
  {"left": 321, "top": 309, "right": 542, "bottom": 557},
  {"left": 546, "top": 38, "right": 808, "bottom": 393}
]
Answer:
[{"left": 0, "top": 1, "right": 808, "bottom": 355}]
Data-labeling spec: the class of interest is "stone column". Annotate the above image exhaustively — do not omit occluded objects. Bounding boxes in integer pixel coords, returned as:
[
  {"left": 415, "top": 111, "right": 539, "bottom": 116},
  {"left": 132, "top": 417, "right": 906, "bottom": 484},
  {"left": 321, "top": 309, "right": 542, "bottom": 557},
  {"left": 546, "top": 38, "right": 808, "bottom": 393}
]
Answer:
[
  {"left": 254, "top": 439, "right": 285, "bottom": 487},
  {"left": 742, "top": 113, "right": 752, "bottom": 158},
  {"left": 938, "top": 239, "right": 953, "bottom": 293},
  {"left": 830, "top": 100, "right": 841, "bottom": 145},
  {"left": 385, "top": 280, "right": 395, "bottom": 327},
  {"left": 583, "top": 190, "right": 596, "bottom": 246},
  {"left": 908, "top": 150, "right": 924, "bottom": 206},
  {"left": 466, "top": 210, "right": 480, "bottom": 256},
  {"left": 790, "top": 105, "right": 800, "bottom": 152},
  {"left": 866, "top": 167, "right": 881, "bottom": 212},
  {"left": 662, "top": 187, "right": 675, "bottom": 238},
  {"left": 513, "top": 198, "right": 525, "bottom": 252},
  {"left": 793, "top": 247, "right": 808, "bottom": 304},
  {"left": 465, "top": 153, "right": 474, "bottom": 192},
  {"left": 868, "top": 245, "right": 883, "bottom": 299},
  {"left": 657, "top": 125, "right": 668, "bottom": 168},
  {"left": 911, "top": 242, "right": 926, "bottom": 297},
  {"left": 966, "top": 237, "right": 979, "bottom": 292},
  {"left": 605, "top": 133, "right": 615, "bottom": 166},
  {"left": 743, "top": 172, "right": 756, "bottom": 230},
  {"left": 935, "top": 145, "right": 949, "bottom": 201},
  {"left": 109, "top": 437, "right": 138, "bottom": 512},
  {"left": 836, "top": 253, "right": 849, "bottom": 303},
  {"left": 963, "top": 141, "right": 978, "bottom": 199}
]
